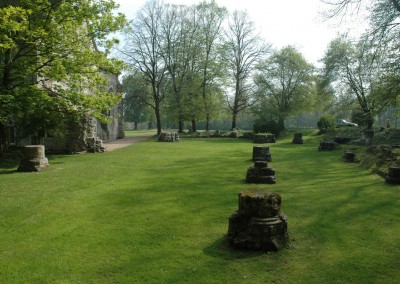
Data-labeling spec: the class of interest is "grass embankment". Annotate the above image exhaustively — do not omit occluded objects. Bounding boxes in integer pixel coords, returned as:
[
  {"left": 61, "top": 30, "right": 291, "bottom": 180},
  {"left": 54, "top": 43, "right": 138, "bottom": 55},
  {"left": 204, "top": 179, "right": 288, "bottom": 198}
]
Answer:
[{"left": 0, "top": 131, "right": 399, "bottom": 283}]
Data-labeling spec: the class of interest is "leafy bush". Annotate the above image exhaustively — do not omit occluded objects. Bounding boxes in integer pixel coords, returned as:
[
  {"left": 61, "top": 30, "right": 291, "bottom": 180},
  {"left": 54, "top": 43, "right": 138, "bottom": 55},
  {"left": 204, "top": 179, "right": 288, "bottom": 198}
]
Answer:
[
  {"left": 253, "top": 118, "right": 283, "bottom": 136},
  {"left": 372, "top": 128, "right": 400, "bottom": 144},
  {"left": 317, "top": 115, "right": 335, "bottom": 131}
]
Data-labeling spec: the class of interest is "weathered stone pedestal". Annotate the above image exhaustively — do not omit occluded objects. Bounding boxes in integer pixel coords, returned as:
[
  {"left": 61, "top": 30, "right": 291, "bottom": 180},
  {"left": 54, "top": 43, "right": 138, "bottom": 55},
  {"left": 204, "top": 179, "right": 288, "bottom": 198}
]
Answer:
[
  {"left": 343, "top": 151, "right": 356, "bottom": 162},
  {"left": 17, "top": 145, "right": 49, "bottom": 172},
  {"left": 252, "top": 146, "right": 272, "bottom": 162},
  {"left": 158, "top": 132, "right": 179, "bottom": 142},
  {"left": 292, "top": 133, "right": 303, "bottom": 144},
  {"left": 228, "top": 190, "right": 289, "bottom": 251},
  {"left": 254, "top": 133, "right": 276, "bottom": 144},
  {"left": 318, "top": 140, "right": 338, "bottom": 151},
  {"left": 385, "top": 167, "right": 400, "bottom": 184},
  {"left": 246, "top": 161, "right": 276, "bottom": 184}
]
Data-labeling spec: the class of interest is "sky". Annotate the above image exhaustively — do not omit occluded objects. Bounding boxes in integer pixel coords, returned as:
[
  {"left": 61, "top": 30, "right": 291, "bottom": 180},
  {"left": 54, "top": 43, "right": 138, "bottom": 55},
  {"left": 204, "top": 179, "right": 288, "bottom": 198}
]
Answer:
[{"left": 115, "top": 0, "right": 366, "bottom": 66}]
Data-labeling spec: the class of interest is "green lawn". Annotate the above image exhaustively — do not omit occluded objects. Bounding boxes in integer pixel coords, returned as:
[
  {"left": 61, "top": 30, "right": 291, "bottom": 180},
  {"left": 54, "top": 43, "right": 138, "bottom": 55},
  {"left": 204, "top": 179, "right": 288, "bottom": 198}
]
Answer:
[{"left": 0, "top": 131, "right": 399, "bottom": 283}]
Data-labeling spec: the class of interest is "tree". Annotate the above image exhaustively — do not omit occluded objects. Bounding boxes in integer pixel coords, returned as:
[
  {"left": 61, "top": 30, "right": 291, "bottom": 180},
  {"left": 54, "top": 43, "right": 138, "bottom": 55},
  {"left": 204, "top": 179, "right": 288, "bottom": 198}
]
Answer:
[
  {"left": 122, "top": 73, "right": 151, "bottom": 129},
  {"left": 0, "top": 0, "right": 125, "bottom": 156},
  {"left": 121, "top": 0, "right": 167, "bottom": 135},
  {"left": 224, "top": 10, "right": 268, "bottom": 130},
  {"left": 368, "top": 1, "right": 400, "bottom": 111},
  {"left": 322, "top": 0, "right": 400, "bottom": 114},
  {"left": 317, "top": 115, "right": 336, "bottom": 131},
  {"left": 196, "top": 0, "right": 227, "bottom": 131},
  {"left": 160, "top": 3, "right": 201, "bottom": 133},
  {"left": 322, "top": 0, "right": 400, "bottom": 22},
  {"left": 254, "top": 46, "right": 315, "bottom": 132},
  {"left": 321, "top": 34, "right": 384, "bottom": 129}
]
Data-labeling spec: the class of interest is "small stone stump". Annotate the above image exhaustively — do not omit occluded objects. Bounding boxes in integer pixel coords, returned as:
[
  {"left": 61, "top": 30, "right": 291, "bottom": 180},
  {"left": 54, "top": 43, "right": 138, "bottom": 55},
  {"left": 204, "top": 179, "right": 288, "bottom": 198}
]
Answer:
[
  {"left": 253, "top": 133, "right": 276, "bottom": 144},
  {"left": 17, "top": 145, "right": 49, "bottom": 172},
  {"left": 158, "top": 132, "right": 179, "bottom": 142},
  {"left": 292, "top": 133, "right": 303, "bottom": 144},
  {"left": 228, "top": 190, "right": 289, "bottom": 251},
  {"left": 86, "top": 137, "right": 106, "bottom": 153},
  {"left": 385, "top": 167, "right": 400, "bottom": 184},
  {"left": 252, "top": 146, "right": 272, "bottom": 162},
  {"left": 246, "top": 161, "right": 276, "bottom": 184},
  {"left": 342, "top": 151, "right": 356, "bottom": 162},
  {"left": 318, "top": 140, "right": 338, "bottom": 151}
]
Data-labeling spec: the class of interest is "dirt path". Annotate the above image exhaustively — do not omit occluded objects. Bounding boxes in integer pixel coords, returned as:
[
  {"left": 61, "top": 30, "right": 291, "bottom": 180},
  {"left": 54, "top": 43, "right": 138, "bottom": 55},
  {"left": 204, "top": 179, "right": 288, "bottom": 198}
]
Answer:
[{"left": 103, "top": 135, "right": 154, "bottom": 152}]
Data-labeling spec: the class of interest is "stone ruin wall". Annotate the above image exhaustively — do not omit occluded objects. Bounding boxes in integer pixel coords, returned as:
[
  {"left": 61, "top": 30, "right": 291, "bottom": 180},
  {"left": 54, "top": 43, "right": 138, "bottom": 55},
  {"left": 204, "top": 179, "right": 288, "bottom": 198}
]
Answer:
[
  {"left": 15, "top": 73, "right": 124, "bottom": 152},
  {"left": 95, "top": 73, "right": 124, "bottom": 142}
]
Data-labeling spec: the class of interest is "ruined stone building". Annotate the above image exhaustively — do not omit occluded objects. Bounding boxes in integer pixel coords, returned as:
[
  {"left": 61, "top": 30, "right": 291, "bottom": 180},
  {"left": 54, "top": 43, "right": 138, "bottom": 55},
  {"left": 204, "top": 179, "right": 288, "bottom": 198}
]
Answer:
[{"left": 13, "top": 72, "right": 124, "bottom": 153}]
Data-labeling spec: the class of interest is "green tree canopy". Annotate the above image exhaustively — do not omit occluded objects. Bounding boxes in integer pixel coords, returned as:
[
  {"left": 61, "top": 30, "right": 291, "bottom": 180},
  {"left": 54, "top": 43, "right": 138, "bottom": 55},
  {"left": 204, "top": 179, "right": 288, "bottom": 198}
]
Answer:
[
  {"left": 254, "top": 46, "right": 315, "bottom": 131},
  {"left": 122, "top": 73, "right": 151, "bottom": 128},
  {"left": 321, "top": 34, "right": 387, "bottom": 129},
  {"left": 0, "top": 0, "right": 126, "bottom": 155},
  {"left": 224, "top": 10, "right": 268, "bottom": 130}
]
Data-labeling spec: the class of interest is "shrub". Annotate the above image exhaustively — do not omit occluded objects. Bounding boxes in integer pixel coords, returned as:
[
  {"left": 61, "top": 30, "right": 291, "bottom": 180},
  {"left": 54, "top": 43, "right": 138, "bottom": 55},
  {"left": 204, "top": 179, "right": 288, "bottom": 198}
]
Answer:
[
  {"left": 253, "top": 118, "right": 283, "bottom": 136},
  {"left": 317, "top": 115, "right": 335, "bottom": 131}
]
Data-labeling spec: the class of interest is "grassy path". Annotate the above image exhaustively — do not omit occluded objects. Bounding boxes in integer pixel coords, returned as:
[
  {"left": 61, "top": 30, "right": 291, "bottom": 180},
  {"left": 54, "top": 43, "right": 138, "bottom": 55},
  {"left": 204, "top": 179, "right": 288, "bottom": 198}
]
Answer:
[{"left": 0, "top": 131, "right": 399, "bottom": 283}]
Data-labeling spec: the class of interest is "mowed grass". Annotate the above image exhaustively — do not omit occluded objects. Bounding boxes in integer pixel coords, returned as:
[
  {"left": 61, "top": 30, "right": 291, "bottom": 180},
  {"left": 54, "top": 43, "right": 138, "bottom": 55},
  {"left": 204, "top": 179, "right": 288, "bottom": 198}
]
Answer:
[{"left": 0, "top": 131, "right": 399, "bottom": 283}]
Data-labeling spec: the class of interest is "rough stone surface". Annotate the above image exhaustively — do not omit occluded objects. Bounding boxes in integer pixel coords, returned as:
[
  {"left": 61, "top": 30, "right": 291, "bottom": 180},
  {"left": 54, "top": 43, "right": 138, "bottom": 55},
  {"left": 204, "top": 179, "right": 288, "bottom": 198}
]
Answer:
[
  {"left": 385, "top": 167, "right": 400, "bottom": 184},
  {"left": 228, "top": 190, "right": 289, "bottom": 251},
  {"left": 252, "top": 146, "right": 272, "bottom": 162},
  {"left": 254, "top": 133, "right": 276, "bottom": 144},
  {"left": 86, "top": 137, "right": 106, "bottom": 153},
  {"left": 17, "top": 145, "right": 49, "bottom": 172},
  {"left": 292, "top": 133, "right": 304, "bottom": 144},
  {"left": 158, "top": 132, "right": 180, "bottom": 142},
  {"left": 246, "top": 161, "right": 276, "bottom": 184},
  {"left": 343, "top": 151, "right": 356, "bottom": 162}
]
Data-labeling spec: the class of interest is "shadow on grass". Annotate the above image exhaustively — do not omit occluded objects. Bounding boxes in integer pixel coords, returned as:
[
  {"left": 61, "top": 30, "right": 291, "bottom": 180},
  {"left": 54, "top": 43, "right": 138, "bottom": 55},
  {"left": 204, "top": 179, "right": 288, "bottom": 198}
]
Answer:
[
  {"left": 0, "top": 159, "right": 19, "bottom": 174},
  {"left": 46, "top": 154, "right": 68, "bottom": 165},
  {"left": 203, "top": 235, "right": 267, "bottom": 260},
  {"left": 0, "top": 154, "right": 67, "bottom": 174}
]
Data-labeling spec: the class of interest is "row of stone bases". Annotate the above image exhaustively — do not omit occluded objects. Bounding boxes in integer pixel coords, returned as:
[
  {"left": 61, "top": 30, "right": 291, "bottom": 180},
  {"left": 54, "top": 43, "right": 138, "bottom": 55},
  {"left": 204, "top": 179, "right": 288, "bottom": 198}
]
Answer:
[
  {"left": 157, "top": 132, "right": 180, "bottom": 142},
  {"left": 17, "top": 136, "right": 108, "bottom": 172},
  {"left": 247, "top": 146, "right": 275, "bottom": 184},
  {"left": 246, "top": 133, "right": 304, "bottom": 183},
  {"left": 232, "top": 142, "right": 288, "bottom": 252},
  {"left": 319, "top": 140, "right": 400, "bottom": 184}
]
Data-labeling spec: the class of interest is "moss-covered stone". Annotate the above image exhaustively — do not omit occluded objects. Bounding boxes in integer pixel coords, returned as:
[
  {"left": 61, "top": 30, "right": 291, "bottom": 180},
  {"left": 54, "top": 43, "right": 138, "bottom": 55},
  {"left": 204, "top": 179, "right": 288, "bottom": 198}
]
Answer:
[{"left": 228, "top": 190, "right": 289, "bottom": 251}]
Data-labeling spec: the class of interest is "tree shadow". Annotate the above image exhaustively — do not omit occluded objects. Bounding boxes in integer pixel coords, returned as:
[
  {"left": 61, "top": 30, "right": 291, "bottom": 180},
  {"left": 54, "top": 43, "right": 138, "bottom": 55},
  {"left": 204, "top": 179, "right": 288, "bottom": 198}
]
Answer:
[{"left": 0, "top": 159, "right": 19, "bottom": 174}]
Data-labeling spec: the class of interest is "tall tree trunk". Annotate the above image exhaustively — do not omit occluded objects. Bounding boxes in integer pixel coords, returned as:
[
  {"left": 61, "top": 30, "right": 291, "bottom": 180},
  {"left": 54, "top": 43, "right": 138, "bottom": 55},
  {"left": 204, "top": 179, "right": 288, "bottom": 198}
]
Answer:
[
  {"left": 178, "top": 115, "right": 184, "bottom": 133},
  {"left": 231, "top": 112, "right": 237, "bottom": 130},
  {"left": 278, "top": 117, "right": 285, "bottom": 134},
  {"left": 155, "top": 103, "right": 162, "bottom": 135},
  {"left": 205, "top": 114, "right": 210, "bottom": 132},
  {"left": 0, "top": 123, "right": 10, "bottom": 158},
  {"left": 191, "top": 118, "right": 197, "bottom": 132},
  {"left": 1, "top": 52, "right": 12, "bottom": 157},
  {"left": 134, "top": 121, "right": 138, "bottom": 130}
]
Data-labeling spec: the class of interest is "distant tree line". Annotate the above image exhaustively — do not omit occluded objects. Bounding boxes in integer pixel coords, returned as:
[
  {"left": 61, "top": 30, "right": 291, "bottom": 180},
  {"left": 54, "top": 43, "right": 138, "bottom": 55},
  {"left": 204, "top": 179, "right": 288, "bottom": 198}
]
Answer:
[
  {"left": 120, "top": 0, "right": 318, "bottom": 135},
  {"left": 321, "top": 0, "right": 400, "bottom": 130},
  {"left": 121, "top": 0, "right": 400, "bottom": 136}
]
